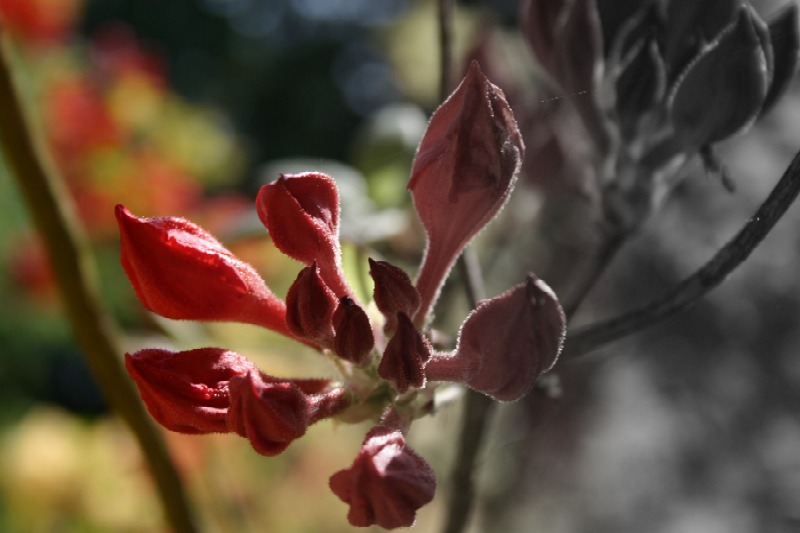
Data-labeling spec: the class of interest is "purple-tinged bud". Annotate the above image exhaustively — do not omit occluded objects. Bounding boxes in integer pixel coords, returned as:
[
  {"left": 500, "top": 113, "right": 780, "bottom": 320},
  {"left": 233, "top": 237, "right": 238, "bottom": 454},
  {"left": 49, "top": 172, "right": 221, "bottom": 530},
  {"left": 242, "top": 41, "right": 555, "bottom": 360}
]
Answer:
[
  {"left": 368, "top": 258, "right": 420, "bottom": 333},
  {"left": 124, "top": 348, "right": 256, "bottom": 434},
  {"left": 426, "top": 274, "right": 565, "bottom": 402},
  {"left": 116, "top": 205, "right": 290, "bottom": 335},
  {"left": 285, "top": 262, "right": 337, "bottom": 347},
  {"left": 378, "top": 312, "right": 431, "bottom": 394},
  {"left": 409, "top": 61, "right": 524, "bottom": 326},
  {"left": 227, "top": 371, "right": 311, "bottom": 457},
  {"left": 256, "top": 172, "right": 352, "bottom": 297},
  {"left": 332, "top": 297, "right": 375, "bottom": 366},
  {"left": 329, "top": 425, "right": 436, "bottom": 529}
]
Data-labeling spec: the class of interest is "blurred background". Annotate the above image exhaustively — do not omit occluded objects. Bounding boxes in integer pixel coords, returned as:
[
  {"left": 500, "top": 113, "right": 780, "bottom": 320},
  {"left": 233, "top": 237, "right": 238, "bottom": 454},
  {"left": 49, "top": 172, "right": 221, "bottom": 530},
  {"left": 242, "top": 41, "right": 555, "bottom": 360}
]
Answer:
[{"left": 0, "top": 0, "right": 798, "bottom": 531}]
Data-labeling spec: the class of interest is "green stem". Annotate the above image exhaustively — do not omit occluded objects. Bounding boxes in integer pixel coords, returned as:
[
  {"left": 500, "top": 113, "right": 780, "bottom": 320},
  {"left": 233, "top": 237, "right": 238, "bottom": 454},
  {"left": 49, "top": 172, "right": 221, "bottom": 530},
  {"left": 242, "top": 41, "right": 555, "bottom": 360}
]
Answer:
[{"left": 0, "top": 32, "right": 198, "bottom": 533}]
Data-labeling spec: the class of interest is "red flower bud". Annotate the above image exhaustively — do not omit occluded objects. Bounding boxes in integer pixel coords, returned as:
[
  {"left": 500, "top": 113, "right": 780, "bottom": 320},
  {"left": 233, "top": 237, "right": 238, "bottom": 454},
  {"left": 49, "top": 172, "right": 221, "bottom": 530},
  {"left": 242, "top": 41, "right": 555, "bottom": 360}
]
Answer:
[
  {"left": 425, "top": 274, "right": 565, "bottom": 402},
  {"left": 408, "top": 62, "right": 524, "bottom": 325},
  {"left": 115, "top": 205, "right": 290, "bottom": 335},
  {"left": 329, "top": 425, "right": 436, "bottom": 529},
  {"left": 285, "top": 262, "right": 337, "bottom": 347},
  {"left": 378, "top": 312, "right": 431, "bottom": 394},
  {"left": 369, "top": 258, "right": 420, "bottom": 333},
  {"left": 124, "top": 347, "right": 256, "bottom": 434},
  {"left": 256, "top": 173, "right": 351, "bottom": 297},
  {"left": 227, "top": 371, "right": 311, "bottom": 457},
  {"left": 332, "top": 297, "right": 375, "bottom": 366}
]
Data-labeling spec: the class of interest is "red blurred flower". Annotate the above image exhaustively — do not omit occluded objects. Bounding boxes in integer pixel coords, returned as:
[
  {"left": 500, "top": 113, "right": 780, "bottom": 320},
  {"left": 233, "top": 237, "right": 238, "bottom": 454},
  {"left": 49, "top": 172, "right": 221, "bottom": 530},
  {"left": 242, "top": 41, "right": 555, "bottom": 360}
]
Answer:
[{"left": 0, "top": 0, "right": 83, "bottom": 45}]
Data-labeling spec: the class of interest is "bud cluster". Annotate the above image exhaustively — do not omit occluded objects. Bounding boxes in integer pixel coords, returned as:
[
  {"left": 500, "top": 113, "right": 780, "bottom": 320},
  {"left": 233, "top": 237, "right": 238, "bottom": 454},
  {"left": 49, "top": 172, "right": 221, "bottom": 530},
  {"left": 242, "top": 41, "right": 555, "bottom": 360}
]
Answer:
[
  {"left": 522, "top": 0, "right": 799, "bottom": 231},
  {"left": 116, "top": 64, "right": 566, "bottom": 528}
]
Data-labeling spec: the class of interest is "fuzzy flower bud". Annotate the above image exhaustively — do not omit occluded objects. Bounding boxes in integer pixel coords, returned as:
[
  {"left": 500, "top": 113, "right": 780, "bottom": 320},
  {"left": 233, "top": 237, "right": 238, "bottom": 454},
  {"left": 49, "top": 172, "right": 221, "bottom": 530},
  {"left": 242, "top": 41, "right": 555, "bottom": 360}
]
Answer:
[
  {"left": 409, "top": 61, "right": 524, "bottom": 325},
  {"left": 332, "top": 297, "right": 375, "bottom": 366},
  {"left": 668, "top": 7, "right": 770, "bottom": 149},
  {"left": 285, "top": 262, "right": 337, "bottom": 347},
  {"left": 115, "top": 205, "right": 290, "bottom": 335},
  {"left": 227, "top": 371, "right": 312, "bottom": 457},
  {"left": 378, "top": 312, "right": 432, "bottom": 394},
  {"left": 369, "top": 258, "right": 420, "bottom": 334},
  {"left": 329, "top": 425, "right": 436, "bottom": 529},
  {"left": 425, "top": 274, "right": 565, "bottom": 402},
  {"left": 256, "top": 172, "right": 351, "bottom": 297},
  {"left": 124, "top": 347, "right": 256, "bottom": 434}
]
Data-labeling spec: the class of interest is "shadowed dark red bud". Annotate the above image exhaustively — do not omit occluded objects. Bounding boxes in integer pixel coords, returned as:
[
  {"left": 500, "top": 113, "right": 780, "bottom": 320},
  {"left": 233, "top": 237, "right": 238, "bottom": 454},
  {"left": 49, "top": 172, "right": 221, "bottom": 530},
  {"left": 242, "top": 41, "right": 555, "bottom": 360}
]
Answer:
[
  {"left": 426, "top": 274, "right": 566, "bottom": 402},
  {"left": 668, "top": 8, "right": 769, "bottom": 149},
  {"left": 409, "top": 61, "right": 524, "bottom": 326},
  {"left": 378, "top": 312, "right": 431, "bottom": 394},
  {"left": 761, "top": 4, "right": 800, "bottom": 115},
  {"left": 285, "top": 263, "right": 337, "bottom": 346},
  {"left": 124, "top": 348, "right": 256, "bottom": 434},
  {"left": 256, "top": 172, "right": 351, "bottom": 297},
  {"left": 522, "top": 0, "right": 609, "bottom": 151},
  {"left": 227, "top": 371, "right": 311, "bottom": 457},
  {"left": 115, "top": 205, "right": 290, "bottom": 335},
  {"left": 329, "top": 425, "right": 436, "bottom": 529},
  {"left": 369, "top": 258, "right": 420, "bottom": 333},
  {"left": 332, "top": 297, "right": 374, "bottom": 365}
]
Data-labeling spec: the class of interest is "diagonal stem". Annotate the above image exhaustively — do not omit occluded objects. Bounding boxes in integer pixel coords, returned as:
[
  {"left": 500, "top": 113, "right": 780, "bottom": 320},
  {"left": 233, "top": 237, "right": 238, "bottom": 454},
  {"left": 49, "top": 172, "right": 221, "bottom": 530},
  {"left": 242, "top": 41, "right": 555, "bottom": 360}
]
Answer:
[
  {"left": 565, "top": 147, "right": 800, "bottom": 359},
  {"left": 0, "top": 31, "right": 198, "bottom": 533}
]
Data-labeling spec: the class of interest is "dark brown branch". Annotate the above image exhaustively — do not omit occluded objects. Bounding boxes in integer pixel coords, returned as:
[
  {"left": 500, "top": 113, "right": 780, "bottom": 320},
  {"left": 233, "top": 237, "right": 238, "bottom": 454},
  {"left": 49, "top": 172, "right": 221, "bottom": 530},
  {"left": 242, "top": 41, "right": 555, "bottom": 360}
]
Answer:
[
  {"left": 565, "top": 147, "right": 800, "bottom": 359},
  {"left": 442, "top": 388, "right": 495, "bottom": 533},
  {"left": 0, "top": 31, "right": 198, "bottom": 532}
]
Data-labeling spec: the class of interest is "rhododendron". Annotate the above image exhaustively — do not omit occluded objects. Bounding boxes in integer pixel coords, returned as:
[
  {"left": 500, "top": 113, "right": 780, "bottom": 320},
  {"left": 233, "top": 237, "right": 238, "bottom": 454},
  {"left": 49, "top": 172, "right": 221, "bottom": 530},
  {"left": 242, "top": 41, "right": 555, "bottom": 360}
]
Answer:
[{"left": 117, "top": 65, "right": 566, "bottom": 528}]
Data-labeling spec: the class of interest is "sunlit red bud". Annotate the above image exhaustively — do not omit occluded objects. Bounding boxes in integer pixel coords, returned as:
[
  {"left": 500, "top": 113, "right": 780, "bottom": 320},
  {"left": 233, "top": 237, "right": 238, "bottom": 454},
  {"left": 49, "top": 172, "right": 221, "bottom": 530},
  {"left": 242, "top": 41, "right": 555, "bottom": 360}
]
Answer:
[
  {"left": 285, "top": 263, "right": 337, "bottom": 346},
  {"left": 124, "top": 348, "right": 256, "bottom": 434},
  {"left": 256, "top": 172, "right": 351, "bottom": 297},
  {"left": 369, "top": 258, "right": 420, "bottom": 333},
  {"left": 329, "top": 425, "right": 436, "bottom": 529},
  {"left": 408, "top": 61, "right": 524, "bottom": 326},
  {"left": 378, "top": 313, "right": 431, "bottom": 394},
  {"left": 116, "top": 205, "right": 291, "bottom": 335},
  {"left": 425, "top": 274, "right": 565, "bottom": 402},
  {"left": 332, "top": 297, "right": 375, "bottom": 366},
  {"left": 227, "top": 371, "right": 311, "bottom": 457}
]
